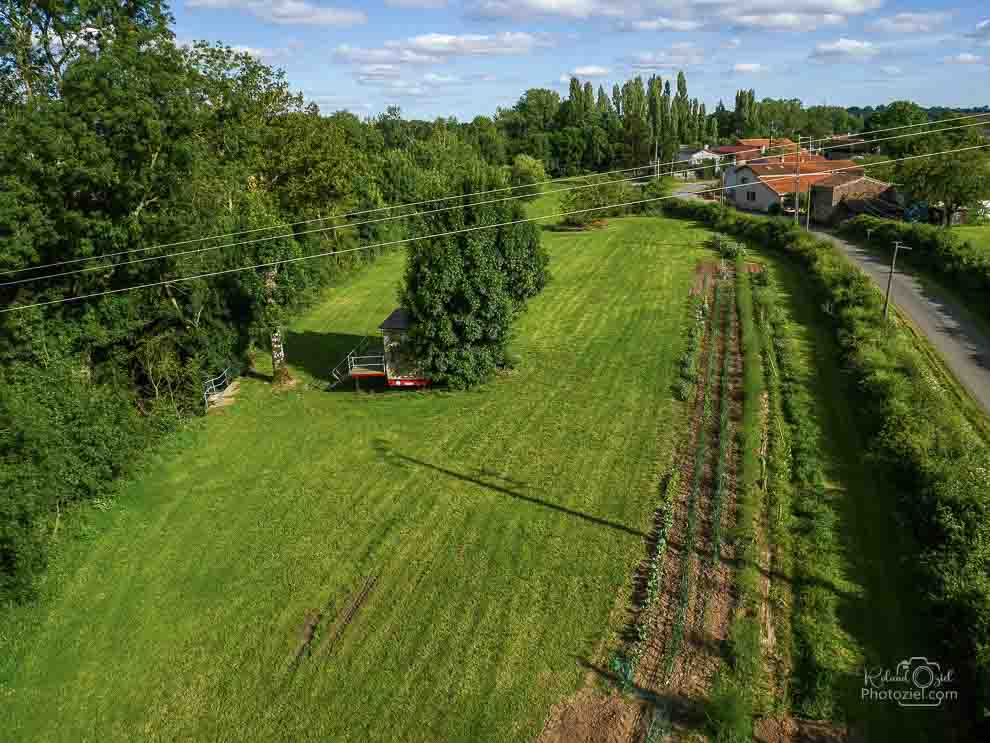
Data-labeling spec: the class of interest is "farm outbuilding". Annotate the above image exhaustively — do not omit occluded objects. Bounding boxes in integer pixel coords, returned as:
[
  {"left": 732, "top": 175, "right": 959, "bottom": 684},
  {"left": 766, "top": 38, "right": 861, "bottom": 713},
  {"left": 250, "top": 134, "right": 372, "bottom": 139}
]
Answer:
[
  {"left": 810, "top": 174, "right": 894, "bottom": 223},
  {"left": 330, "top": 308, "right": 432, "bottom": 389}
]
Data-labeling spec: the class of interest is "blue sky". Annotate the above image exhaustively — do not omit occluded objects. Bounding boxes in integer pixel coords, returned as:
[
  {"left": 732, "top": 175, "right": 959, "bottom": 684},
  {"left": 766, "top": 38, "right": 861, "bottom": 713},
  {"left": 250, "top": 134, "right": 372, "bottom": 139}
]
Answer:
[{"left": 173, "top": 1, "right": 990, "bottom": 120}]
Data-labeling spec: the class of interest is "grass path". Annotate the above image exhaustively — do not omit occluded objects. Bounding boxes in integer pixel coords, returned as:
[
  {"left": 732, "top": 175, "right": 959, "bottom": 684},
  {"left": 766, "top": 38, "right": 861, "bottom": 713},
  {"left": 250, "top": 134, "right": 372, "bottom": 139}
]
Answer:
[
  {"left": 0, "top": 209, "right": 712, "bottom": 742},
  {"left": 769, "top": 254, "right": 944, "bottom": 740}
]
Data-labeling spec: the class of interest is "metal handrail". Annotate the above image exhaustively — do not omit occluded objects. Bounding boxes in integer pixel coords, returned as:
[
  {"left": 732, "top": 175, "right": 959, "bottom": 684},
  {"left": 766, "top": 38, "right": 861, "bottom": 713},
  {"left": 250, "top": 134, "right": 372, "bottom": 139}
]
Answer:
[
  {"left": 348, "top": 353, "right": 385, "bottom": 371},
  {"left": 203, "top": 367, "right": 231, "bottom": 410}
]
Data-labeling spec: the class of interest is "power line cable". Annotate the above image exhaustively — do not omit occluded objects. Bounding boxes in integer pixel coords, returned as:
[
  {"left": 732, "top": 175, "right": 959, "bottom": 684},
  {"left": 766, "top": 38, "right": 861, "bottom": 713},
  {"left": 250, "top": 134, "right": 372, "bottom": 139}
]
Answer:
[
  {"left": 4, "top": 110, "right": 986, "bottom": 278},
  {"left": 4, "top": 117, "right": 984, "bottom": 288},
  {"left": 0, "top": 170, "right": 657, "bottom": 287},
  {"left": 4, "top": 142, "right": 986, "bottom": 315}
]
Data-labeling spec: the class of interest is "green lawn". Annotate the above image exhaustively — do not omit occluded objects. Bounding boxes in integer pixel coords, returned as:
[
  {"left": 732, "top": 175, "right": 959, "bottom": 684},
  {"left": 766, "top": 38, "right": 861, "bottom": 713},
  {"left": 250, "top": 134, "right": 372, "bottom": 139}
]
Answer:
[
  {"left": 955, "top": 224, "right": 990, "bottom": 252},
  {"left": 0, "top": 205, "right": 712, "bottom": 742}
]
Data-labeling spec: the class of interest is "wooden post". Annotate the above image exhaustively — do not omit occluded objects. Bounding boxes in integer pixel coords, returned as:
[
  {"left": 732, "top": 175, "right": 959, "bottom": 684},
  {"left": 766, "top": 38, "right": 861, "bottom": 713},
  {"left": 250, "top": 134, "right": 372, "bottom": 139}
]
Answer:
[{"left": 883, "top": 241, "right": 912, "bottom": 320}]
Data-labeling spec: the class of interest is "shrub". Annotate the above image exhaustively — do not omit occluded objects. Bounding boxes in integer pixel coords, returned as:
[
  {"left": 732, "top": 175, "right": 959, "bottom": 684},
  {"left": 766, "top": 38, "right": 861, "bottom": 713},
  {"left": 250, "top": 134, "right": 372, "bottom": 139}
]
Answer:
[
  {"left": 509, "top": 154, "right": 547, "bottom": 201},
  {"left": 0, "top": 353, "right": 152, "bottom": 601},
  {"left": 838, "top": 215, "right": 990, "bottom": 323}
]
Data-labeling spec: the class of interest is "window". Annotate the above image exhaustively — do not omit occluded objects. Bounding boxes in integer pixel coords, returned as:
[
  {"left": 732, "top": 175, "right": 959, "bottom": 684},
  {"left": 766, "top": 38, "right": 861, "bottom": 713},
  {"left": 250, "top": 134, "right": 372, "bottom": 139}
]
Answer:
[
  {"left": 741, "top": 177, "right": 749, "bottom": 184},
  {"left": 746, "top": 191, "right": 756, "bottom": 202}
]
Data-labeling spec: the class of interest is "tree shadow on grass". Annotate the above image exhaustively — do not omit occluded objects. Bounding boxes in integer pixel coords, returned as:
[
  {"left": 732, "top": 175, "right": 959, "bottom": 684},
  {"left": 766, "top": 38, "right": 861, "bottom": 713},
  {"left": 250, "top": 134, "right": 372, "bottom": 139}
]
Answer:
[
  {"left": 371, "top": 439, "right": 645, "bottom": 539},
  {"left": 285, "top": 330, "right": 378, "bottom": 382}
]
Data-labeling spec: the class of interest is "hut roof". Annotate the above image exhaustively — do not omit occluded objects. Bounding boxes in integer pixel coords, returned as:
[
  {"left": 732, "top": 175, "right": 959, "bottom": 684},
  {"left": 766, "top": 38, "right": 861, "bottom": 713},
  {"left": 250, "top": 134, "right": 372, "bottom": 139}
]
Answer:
[{"left": 380, "top": 307, "right": 412, "bottom": 331}]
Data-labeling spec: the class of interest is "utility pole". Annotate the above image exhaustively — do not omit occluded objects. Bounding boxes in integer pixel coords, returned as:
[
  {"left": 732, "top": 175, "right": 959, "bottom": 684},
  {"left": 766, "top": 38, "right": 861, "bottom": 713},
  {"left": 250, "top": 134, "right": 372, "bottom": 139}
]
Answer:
[
  {"left": 793, "top": 134, "right": 801, "bottom": 225},
  {"left": 654, "top": 135, "right": 659, "bottom": 182},
  {"left": 883, "top": 240, "right": 912, "bottom": 320}
]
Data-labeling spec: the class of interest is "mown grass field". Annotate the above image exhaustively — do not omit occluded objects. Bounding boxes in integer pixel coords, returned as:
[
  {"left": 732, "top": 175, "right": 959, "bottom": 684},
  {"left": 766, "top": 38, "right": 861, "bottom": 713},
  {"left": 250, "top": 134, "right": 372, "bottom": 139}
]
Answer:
[
  {"left": 955, "top": 224, "right": 990, "bottom": 252},
  {"left": 0, "top": 199, "right": 713, "bottom": 742}
]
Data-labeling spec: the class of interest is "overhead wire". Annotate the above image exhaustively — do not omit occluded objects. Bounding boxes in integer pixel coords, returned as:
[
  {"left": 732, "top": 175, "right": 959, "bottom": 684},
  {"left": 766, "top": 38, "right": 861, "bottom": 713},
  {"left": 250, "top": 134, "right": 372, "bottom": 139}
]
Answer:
[
  {"left": 7, "top": 110, "right": 985, "bottom": 278},
  {"left": 3, "top": 141, "right": 987, "bottom": 315},
  {"left": 3, "top": 116, "right": 986, "bottom": 289}
]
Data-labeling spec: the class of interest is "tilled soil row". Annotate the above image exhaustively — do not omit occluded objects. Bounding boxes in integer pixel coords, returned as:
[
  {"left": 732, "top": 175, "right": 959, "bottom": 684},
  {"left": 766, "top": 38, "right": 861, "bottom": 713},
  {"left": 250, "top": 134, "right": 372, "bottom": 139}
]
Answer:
[
  {"left": 632, "top": 280, "right": 718, "bottom": 695},
  {"left": 664, "top": 277, "right": 739, "bottom": 709}
]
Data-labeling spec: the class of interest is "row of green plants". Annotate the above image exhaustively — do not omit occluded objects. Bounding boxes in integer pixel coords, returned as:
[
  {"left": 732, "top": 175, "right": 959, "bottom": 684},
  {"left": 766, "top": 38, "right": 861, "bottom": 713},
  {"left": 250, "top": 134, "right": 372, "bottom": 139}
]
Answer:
[
  {"left": 674, "top": 289, "right": 709, "bottom": 401},
  {"left": 664, "top": 282, "right": 725, "bottom": 679},
  {"left": 609, "top": 292, "right": 709, "bottom": 687},
  {"left": 707, "top": 263, "right": 768, "bottom": 740},
  {"left": 707, "top": 292, "right": 735, "bottom": 575},
  {"left": 665, "top": 198, "right": 990, "bottom": 737},
  {"left": 838, "top": 215, "right": 990, "bottom": 323}
]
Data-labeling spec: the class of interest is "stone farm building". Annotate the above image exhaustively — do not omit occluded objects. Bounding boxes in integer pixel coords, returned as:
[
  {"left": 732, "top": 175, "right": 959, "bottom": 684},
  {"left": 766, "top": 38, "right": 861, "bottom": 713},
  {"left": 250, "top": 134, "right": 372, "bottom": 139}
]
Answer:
[
  {"left": 725, "top": 158, "right": 865, "bottom": 214},
  {"left": 809, "top": 173, "right": 895, "bottom": 223}
]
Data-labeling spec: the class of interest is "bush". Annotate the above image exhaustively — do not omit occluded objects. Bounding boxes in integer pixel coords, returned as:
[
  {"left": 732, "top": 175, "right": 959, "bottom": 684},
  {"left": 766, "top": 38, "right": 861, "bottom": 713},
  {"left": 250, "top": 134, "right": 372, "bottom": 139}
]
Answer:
[
  {"left": 509, "top": 154, "right": 547, "bottom": 201},
  {"left": 838, "top": 215, "right": 990, "bottom": 323},
  {"left": 0, "top": 353, "right": 152, "bottom": 601},
  {"left": 560, "top": 175, "right": 639, "bottom": 227}
]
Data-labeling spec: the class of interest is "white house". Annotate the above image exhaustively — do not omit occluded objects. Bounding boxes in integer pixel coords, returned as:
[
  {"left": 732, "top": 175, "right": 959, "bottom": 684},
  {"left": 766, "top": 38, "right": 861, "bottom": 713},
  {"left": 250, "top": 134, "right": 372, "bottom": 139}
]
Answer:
[{"left": 672, "top": 146, "right": 721, "bottom": 178}]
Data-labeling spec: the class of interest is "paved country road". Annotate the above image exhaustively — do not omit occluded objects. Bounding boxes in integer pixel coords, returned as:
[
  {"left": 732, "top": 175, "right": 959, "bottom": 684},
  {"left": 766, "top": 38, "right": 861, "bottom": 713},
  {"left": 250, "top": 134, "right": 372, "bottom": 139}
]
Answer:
[{"left": 812, "top": 230, "right": 990, "bottom": 416}]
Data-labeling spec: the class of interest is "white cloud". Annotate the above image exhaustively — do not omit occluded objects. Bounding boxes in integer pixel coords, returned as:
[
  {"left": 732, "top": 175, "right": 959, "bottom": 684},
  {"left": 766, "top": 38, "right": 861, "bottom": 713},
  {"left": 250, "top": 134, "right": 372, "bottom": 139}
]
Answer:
[
  {"left": 626, "top": 17, "right": 703, "bottom": 32},
  {"left": 732, "top": 62, "right": 765, "bottom": 73},
  {"left": 187, "top": 0, "right": 366, "bottom": 26},
  {"left": 727, "top": 11, "right": 845, "bottom": 30},
  {"left": 423, "top": 72, "right": 461, "bottom": 84},
  {"left": 467, "top": 0, "right": 614, "bottom": 20},
  {"left": 571, "top": 65, "right": 611, "bottom": 76},
  {"left": 467, "top": 0, "right": 881, "bottom": 32},
  {"left": 336, "top": 31, "right": 551, "bottom": 72},
  {"left": 629, "top": 44, "right": 705, "bottom": 70},
  {"left": 385, "top": 0, "right": 447, "bottom": 7},
  {"left": 868, "top": 12, "right": 949, "bottom": 34},
  {"left": 811, "top": 37, "right": 878, "bottom": 60},
  {"left": 356, "top": 64, "right": 403, "bottom": 82},
  {"left": 723, "top": 37, "right": 742, "bottom": 49},
  {"left": 229, "top": 44, "right": 276, "bottom": 59},
  {"left": 334, "top": 45, "right": 441, "bottom": 65},
  {"left": 968, "top": 19, "right": 990, "bottom": 41},
  {"left": 394, "top": 31, "right": 551, "bottom": 57},
  {"left": 944, "top": 52, "right": 986, "bottom": 65},
  {"left": 880, "top": 65, "right": 902, "bottom": 75}
]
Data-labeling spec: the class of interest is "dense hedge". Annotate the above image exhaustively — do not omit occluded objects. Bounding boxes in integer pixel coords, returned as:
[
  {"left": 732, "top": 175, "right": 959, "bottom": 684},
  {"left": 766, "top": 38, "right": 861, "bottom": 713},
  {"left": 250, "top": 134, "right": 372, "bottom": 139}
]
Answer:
[
  {"left": 0, "top": 353, "right": 153, "bottom": 602},
  {"left": 665, "top": 198, "right": 990, "bottom": 736},
  {"left": 838, "top": 215, "right": 990, "bottom": 322}
]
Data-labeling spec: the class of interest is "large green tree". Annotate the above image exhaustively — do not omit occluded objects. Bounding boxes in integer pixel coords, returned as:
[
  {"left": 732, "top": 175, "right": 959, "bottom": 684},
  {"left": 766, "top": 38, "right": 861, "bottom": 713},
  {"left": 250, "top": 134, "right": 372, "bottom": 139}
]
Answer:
[{"left": 401, "top": 153, "right": 548, "bottom": 388}]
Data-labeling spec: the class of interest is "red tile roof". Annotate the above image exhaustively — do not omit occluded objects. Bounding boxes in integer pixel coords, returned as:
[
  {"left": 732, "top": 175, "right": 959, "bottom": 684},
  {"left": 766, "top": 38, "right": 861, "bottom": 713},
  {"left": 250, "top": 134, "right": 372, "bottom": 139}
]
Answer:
[
  {"left": 743, "top": 161, "right": 865, "bottom": 195},
  {"left": 711, "top": 144, "right": 759, "bottom": 155},
  {"left": 752, "top": 152, "right": 826, "bottom": 165},
  {"left": 737, "top": 138, "right": 797, "bottom": 148}
]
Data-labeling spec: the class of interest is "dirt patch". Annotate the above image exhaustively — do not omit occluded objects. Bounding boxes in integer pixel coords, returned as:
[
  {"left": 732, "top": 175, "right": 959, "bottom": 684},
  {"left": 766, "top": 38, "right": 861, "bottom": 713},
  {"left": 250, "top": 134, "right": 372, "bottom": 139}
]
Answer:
[
  {"left": 535, "top": 687, "right": 642, "bottom": 743},
  {"left": 745, "top": 262, "right": 764, "bottom": 274},
  {"left": 755, "top": 717, "right": 854, "bottom": 743},
  {"left": 289, "top": 608, "right": 323, "bottom": 670},
  {"left": 317, "top": 575, "right": 377, "bottom": 658},
  {"left": 691, "top": 262, "right": 719, "bottom": 296},
  {"left": 664, "top": 276, "right": 739, "bottom": 716}
]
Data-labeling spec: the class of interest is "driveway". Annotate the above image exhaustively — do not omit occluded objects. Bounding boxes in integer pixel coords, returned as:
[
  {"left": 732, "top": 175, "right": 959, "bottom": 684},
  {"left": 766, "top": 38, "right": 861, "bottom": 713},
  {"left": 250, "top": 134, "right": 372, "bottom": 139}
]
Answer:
[
  {"left": 812, "top": 230, "right": 990, "bottom": 416},
  {"left": 672, "top": 181, "right": 716, "bottom": 199}
]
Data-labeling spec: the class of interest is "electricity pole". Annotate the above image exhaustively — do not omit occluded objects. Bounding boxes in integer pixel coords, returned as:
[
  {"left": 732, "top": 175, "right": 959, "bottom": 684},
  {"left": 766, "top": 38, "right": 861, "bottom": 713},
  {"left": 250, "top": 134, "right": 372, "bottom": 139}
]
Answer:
[
  {"left": 654, "top": 134, "right": 659, "bottom": 182},
  {"left": 793, "top": 134, "right": 802, "bottom": 225},
  {"left": 883, "top": 240, "right": 912, "bottom": 320}
]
